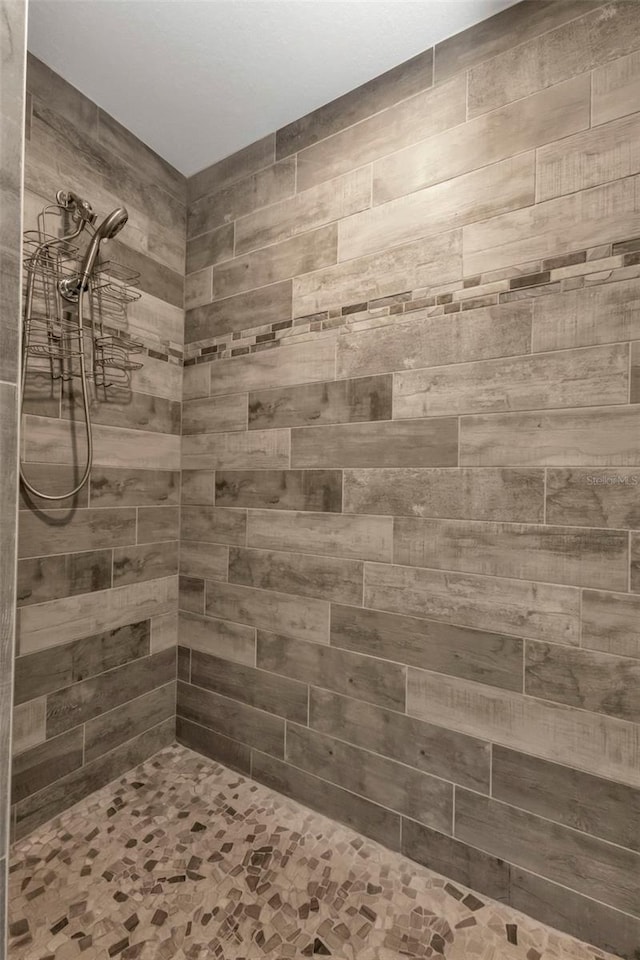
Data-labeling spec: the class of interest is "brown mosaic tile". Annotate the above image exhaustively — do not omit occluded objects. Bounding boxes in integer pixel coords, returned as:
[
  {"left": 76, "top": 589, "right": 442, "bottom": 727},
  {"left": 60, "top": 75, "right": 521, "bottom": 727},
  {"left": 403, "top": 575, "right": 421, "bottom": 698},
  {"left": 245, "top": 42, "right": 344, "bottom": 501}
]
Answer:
[{"left": 8, "top": 745, "right": 614, "bottom": 960}]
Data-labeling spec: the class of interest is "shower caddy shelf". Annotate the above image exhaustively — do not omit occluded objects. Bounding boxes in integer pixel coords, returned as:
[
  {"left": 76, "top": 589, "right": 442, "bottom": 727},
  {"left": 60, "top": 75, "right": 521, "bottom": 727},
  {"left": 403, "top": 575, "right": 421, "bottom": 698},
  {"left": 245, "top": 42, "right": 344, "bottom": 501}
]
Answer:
[{"left": 20, "top": 191, "right": 143, "bottom": 501}]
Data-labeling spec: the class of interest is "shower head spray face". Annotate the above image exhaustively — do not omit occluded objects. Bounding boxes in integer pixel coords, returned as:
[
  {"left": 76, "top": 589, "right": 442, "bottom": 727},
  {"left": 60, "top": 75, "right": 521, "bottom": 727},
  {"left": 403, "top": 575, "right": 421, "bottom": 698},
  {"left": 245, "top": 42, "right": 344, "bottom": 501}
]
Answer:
[{"left": 59, "top": 206, "right": 129, "bottom": 301}]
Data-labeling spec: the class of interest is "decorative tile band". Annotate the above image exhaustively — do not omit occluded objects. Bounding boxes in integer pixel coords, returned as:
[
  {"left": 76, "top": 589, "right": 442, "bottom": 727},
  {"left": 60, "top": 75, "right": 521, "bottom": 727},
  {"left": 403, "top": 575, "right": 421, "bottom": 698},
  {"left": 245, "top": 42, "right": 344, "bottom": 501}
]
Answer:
[{"left": 183, "top": 236, "right": 640, "bottom": 366}]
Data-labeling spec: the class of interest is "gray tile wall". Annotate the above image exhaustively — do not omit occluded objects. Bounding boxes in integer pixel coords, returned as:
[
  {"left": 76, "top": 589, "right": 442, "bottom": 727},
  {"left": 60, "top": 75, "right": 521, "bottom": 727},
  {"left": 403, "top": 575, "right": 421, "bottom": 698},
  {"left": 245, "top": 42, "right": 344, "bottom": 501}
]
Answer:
[
  {"left": 0, "top": 0, "right": 26, "bottom": 950},
  {"left": 12, "top": 55, "right": 187, "bottom": 839},
  {"left": 178, "top": 3, "right": 640, "bottom": 956}
]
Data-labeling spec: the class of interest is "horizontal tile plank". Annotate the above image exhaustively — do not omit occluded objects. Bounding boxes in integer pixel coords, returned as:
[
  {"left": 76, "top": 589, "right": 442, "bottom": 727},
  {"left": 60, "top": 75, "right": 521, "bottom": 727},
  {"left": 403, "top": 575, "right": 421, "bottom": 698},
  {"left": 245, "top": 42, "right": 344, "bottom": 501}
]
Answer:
[
  {"left": 19, "top": 508, "right": 136, "bottom": 559},
  {"left": 285, "top": 723, "right": 452, "bottom": 833},
  {"left": 178, "top": 611, "right": 255, "bottom": 666},
  {"left": 185, "top": 280, "right": 292, "bottom": 342},
  {"left": 337, "top": 301, "right": 532, "bottom": 379},
  {"left": 89, "top": 468, "right": 179, "bottom": 508},
  {"left": 208, "top": 337, "right": 336, "bottom": 397},
  {"left": 592, "top": 48, "right": 640, "bottom": 126},
  {"left": 343, "top": 468, "right": 545, "bottom": 523},
  {"left": 365, "top": 562, "right": 580, "bottom": 645},
  {"left": 182, "top": 394, "right": 248, "bottom": 436},
  {"left": 215, "top": 470, "right": 342, "bottom": 513},
  {"left": 248, "top": 374, "right": 392, "bottom": 431},
  {"left": 525, "top": 641, "right": 640, "bottom": 723},
  {"left": 176, "top": 716, "right": 251, "bottom": 775},
  {"left": 182, "top": 428, "right": 290, "bottom": 470},
  {"left": 407, "top": 669, "right": 640, "bottom": 788},
  {"left": 229, "top": 547, "right": 363, "bottom": 605},
  {"left": 137, "top": 505, "right": 180, "bottom": 543},
  {"left": 17, "top": 549, "right": 112, "bottom": 606},
  {"left": 291, "top": 418, "right": 458, "bottom": 468},
  {"left": 205, "top": 580, "right": 329, "bottom": 645},
  {"left": 393, "top": 344, "right": 628, "bottom": 419},
  {"left": 113, "top": 541, "right": 178, "bottom": 586},
  {"left": 11, "top": 727, "right": 84, "bottom": 804},
  {"left": 460, "top": 406, "right": 640, "bottom": 467},
  {"left": 258, "top": 630, "right": 405, "bottom": 711},
  {"left": 546, "top": 468, "right": 640, "bottom": 529},
  {"left": 581, "top": 589, "right": 640, "bottom": 660},
  {"left": 246, "top": 510, "right": 392, "bottom": 562},
  {"left": 330, "top": 603, "right": 523, "bottom": 692},
  {"left": 492, "top": 746, "right": 640, "bottom": 853},
  {"left": 251, "top": 750, "right": 401, "bottom": 850},
  {"left": 309, "top": 687, "right": 490, "bottom": 792},
  {"left": 177, "top": 680, "right": 284, "bottom": 757},
  {"left": 179, "top": 541, "right": 228, "bottom": 582},
  {"left": 84, "top": 682, "right": 175, "bottom": 763},
  {"left": 180, "top": 506, "right": 246, "bottom": 545},
  {"left": 393, "top": 517, "right": 628, "bottom": 591}
]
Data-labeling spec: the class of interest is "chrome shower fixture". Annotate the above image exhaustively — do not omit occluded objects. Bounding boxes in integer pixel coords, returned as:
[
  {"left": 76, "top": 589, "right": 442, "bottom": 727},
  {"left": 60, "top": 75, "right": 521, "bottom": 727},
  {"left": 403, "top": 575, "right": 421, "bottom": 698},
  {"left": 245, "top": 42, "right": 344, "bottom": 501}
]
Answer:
[
  {"left": 59, "top": 206, "right": 129, "bottom": 302},
  {"left": 55, "top": 189, "right": 96, "bottom": 226}
]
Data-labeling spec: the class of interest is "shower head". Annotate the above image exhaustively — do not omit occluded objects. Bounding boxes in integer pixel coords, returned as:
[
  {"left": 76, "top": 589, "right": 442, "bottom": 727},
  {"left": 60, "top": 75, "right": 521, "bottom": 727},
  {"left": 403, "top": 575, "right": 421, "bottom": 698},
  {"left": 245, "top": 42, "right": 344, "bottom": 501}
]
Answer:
[{"left": 59, "top": 206, "right": 128, "bottom": 301}]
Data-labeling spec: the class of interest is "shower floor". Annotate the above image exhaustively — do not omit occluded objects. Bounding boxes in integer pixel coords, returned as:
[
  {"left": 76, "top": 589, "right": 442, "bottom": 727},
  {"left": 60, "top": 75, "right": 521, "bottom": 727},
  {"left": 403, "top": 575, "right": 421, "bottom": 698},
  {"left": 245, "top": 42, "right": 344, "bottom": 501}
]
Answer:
[{"left": 8, "top": 744, "right": 610, "bottom": 960}]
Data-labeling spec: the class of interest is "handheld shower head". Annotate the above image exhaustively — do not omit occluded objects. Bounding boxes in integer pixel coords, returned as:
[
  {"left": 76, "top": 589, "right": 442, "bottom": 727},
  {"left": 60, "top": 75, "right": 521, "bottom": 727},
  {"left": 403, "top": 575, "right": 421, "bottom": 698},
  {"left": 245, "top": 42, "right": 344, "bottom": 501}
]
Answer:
[{"left": 59, "top": 206, "right": 128, "bottom": 301}]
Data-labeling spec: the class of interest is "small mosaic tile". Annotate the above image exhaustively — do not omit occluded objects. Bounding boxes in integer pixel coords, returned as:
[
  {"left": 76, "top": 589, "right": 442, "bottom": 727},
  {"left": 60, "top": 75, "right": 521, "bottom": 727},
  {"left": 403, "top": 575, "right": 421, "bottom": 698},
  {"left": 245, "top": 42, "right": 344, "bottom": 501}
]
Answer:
[{"left": 9, "top": 746, "right": 613, "bottom": 960}]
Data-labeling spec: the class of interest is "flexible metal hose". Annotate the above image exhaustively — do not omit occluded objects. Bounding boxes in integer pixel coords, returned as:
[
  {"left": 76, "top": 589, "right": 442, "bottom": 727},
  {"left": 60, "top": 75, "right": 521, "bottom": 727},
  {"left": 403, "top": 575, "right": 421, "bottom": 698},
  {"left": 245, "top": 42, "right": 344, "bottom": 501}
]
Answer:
[{"left": 19, "top": 226, "right": 94, "bottom": 502}]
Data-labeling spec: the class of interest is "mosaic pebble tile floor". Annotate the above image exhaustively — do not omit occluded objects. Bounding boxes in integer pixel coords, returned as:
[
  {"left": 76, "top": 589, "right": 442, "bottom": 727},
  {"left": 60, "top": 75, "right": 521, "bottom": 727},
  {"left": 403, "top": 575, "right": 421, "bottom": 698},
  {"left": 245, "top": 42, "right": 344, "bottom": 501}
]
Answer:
[{"left": 8, "top": 744, "right": 613, "bottom": 960}]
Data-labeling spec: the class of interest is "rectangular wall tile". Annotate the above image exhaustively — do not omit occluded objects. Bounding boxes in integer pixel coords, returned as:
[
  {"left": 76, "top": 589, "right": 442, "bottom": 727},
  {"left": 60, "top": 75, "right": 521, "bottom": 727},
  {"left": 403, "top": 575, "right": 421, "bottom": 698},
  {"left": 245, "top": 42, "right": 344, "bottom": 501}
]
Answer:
[
  {"left": 291, "top": 418, "right": 458, "bottom": 468},
  {"left": 537, "top": 113, "right": 640, "bottom": 201},
  {"left": 179, "top": 575, "right": 204, "bottom": 614},
  {"left": 181, "top": 470, "right": 214, "bottom": 506},
  {"left": 176, "top": 716, "right": 251, "bottom": 775},
  {"left": 309, "top": 687, "right": 490, "bottom": 793},
  {"left": 460, "top": 407, "right": 640, "bottom": 467},
  {"left": 211, "top": 225, "right": 337, "bottom": 301},
  {"left": 582, "top": 589, "right": 640, "bottom": 661},
  {"left": 248, "top": 374, "right": 392, "bottom": 431},
  {"left": 182, "top": 428, "right": 290, "bottom": 470},
  {"left": 179, "top": 541, "right": 228, "bottom": 581},
  {"left": 257, "top": 630, "right": 405, "bottom": 710},
  {"left": 525, "top": 641, "right": 640, "bottom": 723},
  {"left": 251, "top": 750, "right": 401, "bottom": 850},
  {"left": 181, "top": 506, "right": 246, "bottom": 545},
  {"left": 182, "top": 394, "right": 248, "bottom": 436},
  {"left": 454, "top": 790, "right": 640, "bottom": 916},
  {"left": 215, "top": 470, "right": 342, "bottom": 513},
  {"left": 205, "top": 580, "right": 329, "bottom": 645},
  {"left": 492, "top": 746, "right": 640, "bottom": 853},
  {"left": 393, "top": 344, "right": 629, "bottom": 419},
  {"left": 14, "top": 620, "right": 150, "bottom": 705},
  {"left": 374, "top": 75, "right": 589, "bottom": 204},
  {"left": 236, "top": 167, "right": 372, "bottom": 255},
  {"left": 11, "top": 727, "right": 84, "bottom": 804},
  {"left": 464, "top": 176, "right": 640, "bottom": 276},
  {"left": 393, "top": 517, "right": 628, "bottom": 591},
  {"left": 84, "top": 682, "right": 175, "bottom": 763},
  {"left": 229, "top": 547, "right": 363, "bottom": 605},
  {"left": 137, "top": 505, "right": 180, "bottom": 543},
  {"left": 337, "top": 301, "right": 532, "bottom": 379},
  {"left": 330, "top": 604, "right": 523, "bottom": 692},
  {"left": 17, "top": 549, "right": 112, "bottom": 606},
  {"left": 402, "top": 817, "right": 510, "bottom": 904},
  {"left": 247, "top": 510, "right": 392, "bottom": 562},
  {"left": 12, "top": 698, "right": 46, "bottom": 755},
  {"left": 285, "top": 723, "right": 452, "bottom": 833},
  {"left": 344, "top": 468, "right": 545, "bottom": 523},
  {"left": 61, "top": 385, "right": 181, "bottom": 436},
  {"left": 177, "top": 680, "right": 284, "bottom": 758},
  {"left": 89, "top": 468, "right": 179, "bottom": 508},
  {"left": 295, "top": 74, "right": 466, "bottom": 192},
  {"left": 178, "top": 611, "right": 255, "bottom": 666},
  {"left": 293, "top": 231, "right": 462, "bottom": 317},
  {"left": 188, "top": 157, "right": 295, "bottom": 237},
  {"left": 190, "top": 649, "right": 307, "bottom": 722},
  {"left": 19, "top": 576, "right": 177, "bottom": 654},
  {"left": 546, "top": 468, "right": 640, "bottom": 529},
  {"left": 150, "top": 611, "right": 178, "bottom": 653},
  {"left": 113, "top": 541, "right": 178, "bottom": 586},
  {"left": 19, "top": 508, "right": 136, "bottom": 558},
  {"left": 365, "top": 562, "right": 580, "bottom": 645},
  {"left": 185, "top": 280, "right": 292, "bottom": 342},
  {"left": 339, "top": 153, "right": 534, "bottom": 262},
  {"left": 276, "top": 46, "right": 433, "bottom": 158},
  {"left": 407, "top": 669, "right": 640, "bottom": 788},
  {"left": 467, "top": 2, "right": 640, "bottom": 117},
  {"left": 188, "top": 133, "right": 274, "bottom": 203},
  {"left": 46, "top": 647, "right": 175, "bottom": 737},
  {"left": 592, "top": 48, "right": 640, "bottom": 125},
  {"left": 208, "top": 337, "right": 336, "bottom": 397}
]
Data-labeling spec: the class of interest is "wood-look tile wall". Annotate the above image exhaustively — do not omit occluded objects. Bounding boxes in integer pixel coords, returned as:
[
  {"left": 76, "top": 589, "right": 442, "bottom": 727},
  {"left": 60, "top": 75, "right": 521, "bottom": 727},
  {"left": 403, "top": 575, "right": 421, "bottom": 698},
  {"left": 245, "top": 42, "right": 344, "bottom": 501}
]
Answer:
[
  {"left": 179, "top": 4, "right": 640, "bottom": 956},
  {"left": 12, "top": 55, "right": 186, "bottom": 839},
  {"left": 1, "top": 0, "right": 27, "bottom": 949}
]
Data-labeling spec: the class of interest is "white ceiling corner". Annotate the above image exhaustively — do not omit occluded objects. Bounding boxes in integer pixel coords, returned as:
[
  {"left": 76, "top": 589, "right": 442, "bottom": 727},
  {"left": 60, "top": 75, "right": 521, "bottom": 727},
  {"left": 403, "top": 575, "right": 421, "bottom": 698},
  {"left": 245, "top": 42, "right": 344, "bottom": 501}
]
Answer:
[{"left": 27, "top": 0, "right": 518, "bottom": 177}]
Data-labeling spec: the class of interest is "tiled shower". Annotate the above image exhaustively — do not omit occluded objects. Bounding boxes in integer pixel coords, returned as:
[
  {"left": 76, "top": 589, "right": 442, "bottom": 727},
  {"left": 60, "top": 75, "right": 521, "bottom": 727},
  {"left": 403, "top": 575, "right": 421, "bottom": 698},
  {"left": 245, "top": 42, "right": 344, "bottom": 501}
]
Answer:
[{"left": 2, "top": 1, "right": 640, "bottom": 957}]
